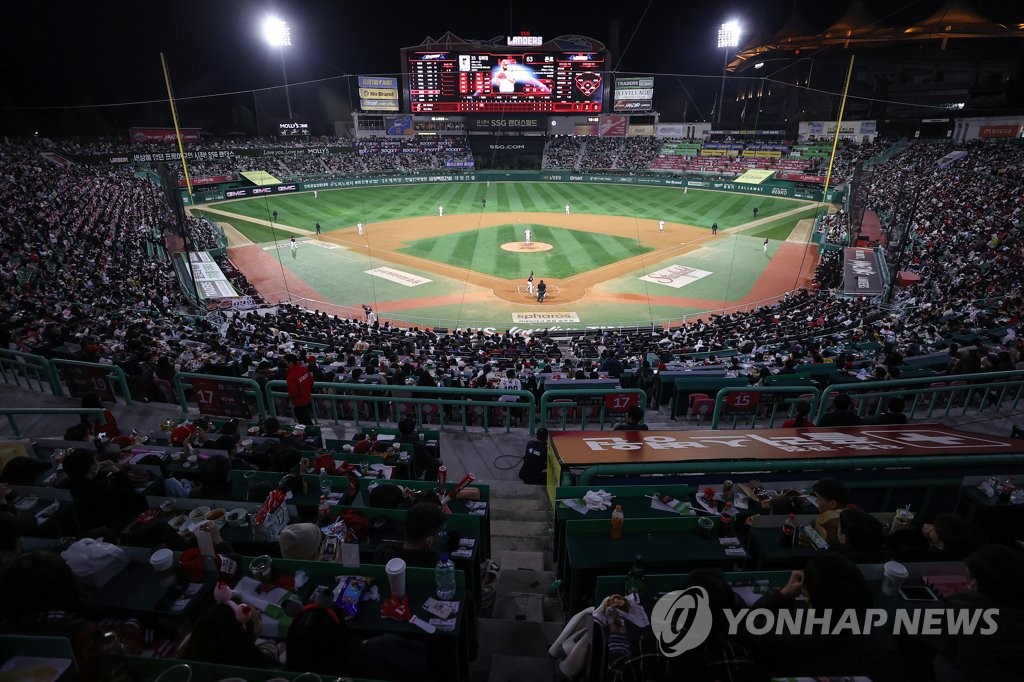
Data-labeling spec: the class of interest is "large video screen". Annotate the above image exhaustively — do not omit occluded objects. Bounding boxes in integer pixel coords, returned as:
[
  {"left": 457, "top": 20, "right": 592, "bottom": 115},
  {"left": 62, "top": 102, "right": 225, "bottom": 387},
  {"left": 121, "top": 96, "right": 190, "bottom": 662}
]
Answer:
[{"left": 406, "top": 51, "right": 606, "bottom": 113}]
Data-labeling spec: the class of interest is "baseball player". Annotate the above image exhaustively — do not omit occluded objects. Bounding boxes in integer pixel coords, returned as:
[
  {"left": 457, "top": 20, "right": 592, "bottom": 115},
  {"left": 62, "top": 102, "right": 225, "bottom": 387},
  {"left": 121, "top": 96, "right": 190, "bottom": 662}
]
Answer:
[
  {"left": 313, "top": 190, "right": 318, "bottom": 199},
  {"left": 357, "top": 223, "right": 364, "bottom": 237},
  {"left": 565, "top": 204, "right": 570, "bottom": 215},
  {"left": 659, "top": 220, "right": 665, "bottom": 233},
  {"left": 763, "top": 237, "right": 769, "bottom": 253},
  {"left": 290, "top": 237, "right": 298, "bottom": 253},
  {"left": 315, "top": 222, "right": 321, "bottom": 235},
  {"left": 526, "top": 271, "right": 534, "bottom": 295},
  {"left": 524, "top": 228, "right": 532, "bottom": 245},
  {"left": 438, "top": 205, "right": 444, "bottom": 217}
]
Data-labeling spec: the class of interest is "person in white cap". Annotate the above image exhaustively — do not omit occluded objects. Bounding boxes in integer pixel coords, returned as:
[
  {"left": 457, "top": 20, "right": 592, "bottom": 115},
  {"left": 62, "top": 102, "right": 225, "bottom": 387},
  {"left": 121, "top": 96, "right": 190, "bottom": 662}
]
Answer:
[
  {"left": 525, "top": 228, "right": 532, "bottom": 245},
  {"left": 659, "top": 220, "right": 665, "bottom": 233},
  {"left": 438, "top": 205, "right": 444, "bottom": 217}
]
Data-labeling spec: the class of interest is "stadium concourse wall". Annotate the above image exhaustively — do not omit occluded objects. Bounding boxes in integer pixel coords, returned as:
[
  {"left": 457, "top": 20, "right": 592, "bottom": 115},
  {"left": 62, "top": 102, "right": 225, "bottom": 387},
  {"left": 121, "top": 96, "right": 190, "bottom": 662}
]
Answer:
[{"left": 180, "top": 170, "right": 840, "bottom": 204}]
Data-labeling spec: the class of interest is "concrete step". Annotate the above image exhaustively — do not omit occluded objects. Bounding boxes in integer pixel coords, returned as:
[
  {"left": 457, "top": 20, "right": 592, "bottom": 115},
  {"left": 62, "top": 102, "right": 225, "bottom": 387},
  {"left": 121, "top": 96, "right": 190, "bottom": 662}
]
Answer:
[
  {"left": 486, "top": 654, "right": 555, "bottom": 682},
  {"left": 491, "top": 536, "right": 552, "bottom": 560},
  {"left": 495, "top": 569, "right": 555, "bottom": 596},
  {"left": 490, "top": 497, "right": 549, "bottom": 522},
  {"left": 499, "top": 550, "right": 545, "bottom": 571},
  {"left": 493, "top": 592, "right": 545, "bottom": 622},
  {"left": 491, "top": 520, "right": 549, "bottom": 538}
]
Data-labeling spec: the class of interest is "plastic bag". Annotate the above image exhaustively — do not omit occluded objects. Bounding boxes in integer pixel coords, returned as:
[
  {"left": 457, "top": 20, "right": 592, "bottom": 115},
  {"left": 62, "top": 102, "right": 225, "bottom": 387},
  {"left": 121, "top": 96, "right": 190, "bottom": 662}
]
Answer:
[{"left": 60, "top": 537, "right": 130, "bottom": 588}]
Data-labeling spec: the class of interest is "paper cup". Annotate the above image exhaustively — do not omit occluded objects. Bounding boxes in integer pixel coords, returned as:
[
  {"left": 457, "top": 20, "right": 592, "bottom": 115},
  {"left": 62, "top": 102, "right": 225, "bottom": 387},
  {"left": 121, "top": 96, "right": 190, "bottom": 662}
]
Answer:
[
  {"left": 881, "top": 561, "right": 909, "bottom": 596},
  {"left": 385, "top": 557, "right": 407, "bottom": 598},
  {"left": 150, "top": 548, "right": 176, "bottom": 586}
]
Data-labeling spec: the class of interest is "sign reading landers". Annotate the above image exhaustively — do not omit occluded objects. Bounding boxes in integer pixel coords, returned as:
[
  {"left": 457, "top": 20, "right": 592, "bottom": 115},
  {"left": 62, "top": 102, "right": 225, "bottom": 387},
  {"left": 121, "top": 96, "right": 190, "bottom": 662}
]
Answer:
[{"left": 843, "top": 247, "right": 885, "bottom": 296}]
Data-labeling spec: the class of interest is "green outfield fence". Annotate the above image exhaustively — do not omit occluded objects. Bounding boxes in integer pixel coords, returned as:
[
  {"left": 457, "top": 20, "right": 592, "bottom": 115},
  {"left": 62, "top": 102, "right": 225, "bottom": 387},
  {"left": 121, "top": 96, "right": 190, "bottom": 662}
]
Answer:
[{"left": 185, "top": 170, "right": 840, "bottom": 204}]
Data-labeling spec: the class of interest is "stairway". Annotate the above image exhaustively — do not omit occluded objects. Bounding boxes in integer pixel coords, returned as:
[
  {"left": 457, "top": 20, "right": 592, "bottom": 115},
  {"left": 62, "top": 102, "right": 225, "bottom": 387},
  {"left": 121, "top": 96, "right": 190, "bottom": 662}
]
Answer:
[{"left": 472, "top": 484, "right": 565, "bottom": 682}]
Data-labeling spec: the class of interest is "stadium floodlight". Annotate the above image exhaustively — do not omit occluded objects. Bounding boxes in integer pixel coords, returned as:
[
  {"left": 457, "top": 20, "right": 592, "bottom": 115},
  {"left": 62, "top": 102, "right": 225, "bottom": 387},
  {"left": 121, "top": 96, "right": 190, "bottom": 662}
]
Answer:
[
  {"left": 263, "top": 16, "right": 294, "bottom": 120},
  {"left": 717, "top": 20, "right": 741, "bottom": 49},
  {"left": 263, "top": 17, "right": 291, "bottom": 47},
  {"left": 715, "top": 20, "right": 742, "bottom": 124}
]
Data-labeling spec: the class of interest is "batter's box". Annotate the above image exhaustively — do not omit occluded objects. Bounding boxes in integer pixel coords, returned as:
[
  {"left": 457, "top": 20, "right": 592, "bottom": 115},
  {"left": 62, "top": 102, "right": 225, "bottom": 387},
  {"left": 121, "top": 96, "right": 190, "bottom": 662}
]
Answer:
[{"left": 517, "top": 284, "right": 561, "bottom": 295}]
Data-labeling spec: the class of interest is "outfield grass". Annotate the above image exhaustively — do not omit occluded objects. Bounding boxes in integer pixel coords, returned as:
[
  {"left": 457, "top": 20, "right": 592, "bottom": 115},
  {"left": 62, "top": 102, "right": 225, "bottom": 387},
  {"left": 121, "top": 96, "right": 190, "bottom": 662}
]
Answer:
[
  {"left": 397, "top": 224, "right": 653, "bottom": 279},
  {"left": 738, "top": 205, "right": 820, "bottom": 240},
  {"left": 212, "top": 181, "right": 811, "bottom": 243}
]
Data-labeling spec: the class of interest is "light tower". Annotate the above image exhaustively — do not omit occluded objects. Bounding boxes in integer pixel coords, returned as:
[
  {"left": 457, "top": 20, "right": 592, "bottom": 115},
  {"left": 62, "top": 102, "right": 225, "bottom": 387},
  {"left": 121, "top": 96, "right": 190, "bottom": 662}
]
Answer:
[
  {"left": 716, "top": 20, "right": 742, "bottom": 125},
  {"left": 263, "top": 16, "right": 293, "bottom": 120}
]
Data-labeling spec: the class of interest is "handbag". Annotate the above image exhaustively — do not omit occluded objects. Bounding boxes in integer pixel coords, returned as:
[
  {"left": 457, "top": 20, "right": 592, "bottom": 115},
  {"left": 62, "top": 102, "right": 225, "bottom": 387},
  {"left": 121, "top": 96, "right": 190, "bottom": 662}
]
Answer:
[{"left": 251, "top": 489, "right": 290, "bottom": 542}]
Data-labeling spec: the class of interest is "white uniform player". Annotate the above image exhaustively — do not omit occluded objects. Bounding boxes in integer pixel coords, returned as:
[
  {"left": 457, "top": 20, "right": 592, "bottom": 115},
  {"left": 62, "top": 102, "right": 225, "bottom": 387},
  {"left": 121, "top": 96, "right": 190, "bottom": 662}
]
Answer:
[
  {"left": 565, "top": 204, "right": 571, "bottom": 215},
  {"left": 659, "top": 220, "right": 665, "bottom": 232},
  {"left": 438, "top": 205, "right": 444, "bottom": 217},
  {"left": 290, "top": 237, "right": 298, "bottom": 253},
  {"left": 526, "top": 272, "right": 534, "bottom": 295},
  {"left": 524, "top": 228, "right": 532, "bottom": 245},
  {"left": 357, "top": 223, "right": 364, "bottom": 237}
]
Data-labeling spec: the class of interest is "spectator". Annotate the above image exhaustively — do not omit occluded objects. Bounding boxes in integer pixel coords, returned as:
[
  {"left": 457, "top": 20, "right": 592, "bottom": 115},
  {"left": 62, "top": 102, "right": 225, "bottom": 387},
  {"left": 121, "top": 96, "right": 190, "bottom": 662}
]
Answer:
[
  {"left": 0, "top": 551, "right": 143, "bottom": 669},
  {"left": 866, "top": 396, "right": 908, "bottom": 425},
  {"left": 930, "top": 545, "right": 1024, "bottom": 681},
  {"left": 178, "top": 602, "right": 278, "bottom": 668},
  {"left": 518, "top": 428, "right": 548, "bottom": 485},
  {"left": 613, "top": 405, "right": 649, "bottom": 431},
  {"left": 780, "top": 400, "right": 813, "bottom": 428},
  {"left": 889, "top": 513, "right": 988, "bottom": 563},
  {"left": 62, "top": 448, "right": 147, "bottom": 534},
  {"left": 371, "top": 502, "right": 448, "bottom": 567},
  {"left": 811, "top": 477, "right": 851, "bottom": 545},
  {"left": 751, "top": 553, "right": 905, "bottom": 679},
  {"left": 286, "top": 353, "right": 314, "bottom": 425},
  {"left": 817, "top": 393, "right": 864, "bottom": 427},
  {"left": 279, "top": 523, "right": 322, "bottom": 561}
]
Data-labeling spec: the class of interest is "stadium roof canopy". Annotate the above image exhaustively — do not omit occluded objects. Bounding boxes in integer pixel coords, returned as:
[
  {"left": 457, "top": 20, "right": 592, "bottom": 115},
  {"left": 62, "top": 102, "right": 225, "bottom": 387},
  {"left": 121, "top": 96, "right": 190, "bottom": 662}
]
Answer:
[
  {"left": 402, "top": 32, "right": 606, "bottom": 53},
  {"left": 729, "top": 0, "right": 1024, "bottom": 70}
]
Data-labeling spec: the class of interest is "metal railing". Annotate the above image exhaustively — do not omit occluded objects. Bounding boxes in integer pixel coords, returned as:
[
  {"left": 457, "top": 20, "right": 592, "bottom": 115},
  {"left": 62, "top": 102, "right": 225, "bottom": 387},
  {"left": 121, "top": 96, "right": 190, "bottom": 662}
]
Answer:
[
  {"left": 814, "top": 370, "right": 1024, "bottom": 422},
  {"left": 51, "top": 359, "right": 133, "bottom": 405},
  {"left": 0, "top": 349, "right": 60, "bottom": 395},
  {"left": 540, "top": 389, "right": 647, "bottom": 430},
  {"left": 710, "top": 386, "right": 821, "bottom": 429},
  {"left": 172, "top": 372, "right": 269, "bottom": 422},
  {"left": 264, "top": 380, "right": 536, "bottom": 433},
  {"left": 1, "top": 407, "right": 105, "bottom": 439}
]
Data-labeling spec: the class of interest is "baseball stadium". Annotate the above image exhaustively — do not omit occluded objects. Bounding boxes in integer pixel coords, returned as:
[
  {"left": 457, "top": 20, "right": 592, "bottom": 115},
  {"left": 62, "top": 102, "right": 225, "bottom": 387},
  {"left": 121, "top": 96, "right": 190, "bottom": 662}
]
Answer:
[{"left": 2, "top": 1, "right": 1024, "bottom": 681}]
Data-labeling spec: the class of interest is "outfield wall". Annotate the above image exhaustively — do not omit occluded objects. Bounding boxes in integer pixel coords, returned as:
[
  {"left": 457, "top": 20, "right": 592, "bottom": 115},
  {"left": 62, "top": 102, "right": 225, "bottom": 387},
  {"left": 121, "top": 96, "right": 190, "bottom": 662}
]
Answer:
[{"left": 184, "top": 171, "right": 836, "bottom": 205}]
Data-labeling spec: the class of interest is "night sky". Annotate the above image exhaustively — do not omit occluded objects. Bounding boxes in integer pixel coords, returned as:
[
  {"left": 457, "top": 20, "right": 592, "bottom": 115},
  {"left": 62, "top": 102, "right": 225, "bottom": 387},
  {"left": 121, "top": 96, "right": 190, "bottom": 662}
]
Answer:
[{"left": 0, "top": 0, "right": 1019, "bottom": 132}]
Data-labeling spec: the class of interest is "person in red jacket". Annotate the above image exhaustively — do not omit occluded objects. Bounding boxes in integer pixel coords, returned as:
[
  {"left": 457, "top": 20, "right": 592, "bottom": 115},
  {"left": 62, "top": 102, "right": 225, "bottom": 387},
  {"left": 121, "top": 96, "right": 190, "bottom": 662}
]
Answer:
[{"left": 286, "top": 353, "right": 314, "bottom": 425}]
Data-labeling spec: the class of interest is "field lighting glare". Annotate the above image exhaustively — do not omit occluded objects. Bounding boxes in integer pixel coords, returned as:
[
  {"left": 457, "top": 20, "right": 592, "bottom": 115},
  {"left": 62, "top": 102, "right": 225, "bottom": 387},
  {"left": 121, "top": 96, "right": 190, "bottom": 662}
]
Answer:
[
  {"left": 263, "top": 17, "right": 291, "bottom": 47},
  {"left": 718, "top": 20, "right": 741, "bottom": 49}
]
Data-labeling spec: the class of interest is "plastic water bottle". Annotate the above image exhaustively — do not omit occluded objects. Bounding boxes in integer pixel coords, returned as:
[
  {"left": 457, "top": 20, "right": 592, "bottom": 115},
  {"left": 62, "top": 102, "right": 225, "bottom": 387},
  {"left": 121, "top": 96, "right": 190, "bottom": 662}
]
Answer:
[
  {"left": 610, "top": 505, "right": 624, "bottom": 540},
  {"left": 435, "top": 554, "right": 457, "bottom": 600},
  {"left": 319, "top": 468, "right": 331, "bottom": 496},
  {"left": 435, "top": 523, "right": 449, "bottom": 558}
]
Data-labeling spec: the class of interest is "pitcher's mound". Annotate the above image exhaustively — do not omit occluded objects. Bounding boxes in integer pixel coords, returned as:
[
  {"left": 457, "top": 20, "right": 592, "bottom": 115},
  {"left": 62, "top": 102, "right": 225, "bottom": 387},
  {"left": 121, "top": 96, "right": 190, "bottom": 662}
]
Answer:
[{"left": 501, "top": 242, "right": 553, "bottom": 252}]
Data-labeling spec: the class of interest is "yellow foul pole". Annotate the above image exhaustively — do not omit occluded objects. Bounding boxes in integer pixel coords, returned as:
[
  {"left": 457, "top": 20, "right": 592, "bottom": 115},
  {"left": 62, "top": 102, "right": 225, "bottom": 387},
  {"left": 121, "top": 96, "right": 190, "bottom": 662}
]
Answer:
[
  {"left": 160, "top": 53, "right": 194, "bottom": 203},
  {"left": 821, "top": 54, "right": 856, "bottom": 206}
]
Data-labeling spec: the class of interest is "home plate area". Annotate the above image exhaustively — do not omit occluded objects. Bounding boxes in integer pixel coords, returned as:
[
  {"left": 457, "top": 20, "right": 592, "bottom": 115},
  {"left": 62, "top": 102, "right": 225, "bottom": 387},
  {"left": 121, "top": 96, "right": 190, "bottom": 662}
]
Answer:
[{"left": 516, "top": 283, "right": 561, "bottom": 296}]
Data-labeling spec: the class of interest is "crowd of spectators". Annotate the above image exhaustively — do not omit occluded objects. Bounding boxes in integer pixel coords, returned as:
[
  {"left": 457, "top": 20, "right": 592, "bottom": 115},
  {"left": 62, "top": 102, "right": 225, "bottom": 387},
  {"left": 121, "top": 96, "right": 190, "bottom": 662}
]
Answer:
[
  {"left": 3, "top": 135, "right": 1024, "bottom": 414},
  {"left": 541, "top": 135, "right": 584, "bottom": 169},
  {"left": 817, "top": 210, "right": 851, "bottom": 245}
]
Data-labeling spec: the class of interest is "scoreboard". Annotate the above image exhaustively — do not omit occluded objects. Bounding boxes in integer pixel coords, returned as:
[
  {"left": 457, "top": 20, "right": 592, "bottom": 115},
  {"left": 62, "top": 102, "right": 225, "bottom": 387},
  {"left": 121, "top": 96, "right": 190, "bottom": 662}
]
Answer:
[{"left": 406, "top": 50, "right": 606, "bottom": 113}]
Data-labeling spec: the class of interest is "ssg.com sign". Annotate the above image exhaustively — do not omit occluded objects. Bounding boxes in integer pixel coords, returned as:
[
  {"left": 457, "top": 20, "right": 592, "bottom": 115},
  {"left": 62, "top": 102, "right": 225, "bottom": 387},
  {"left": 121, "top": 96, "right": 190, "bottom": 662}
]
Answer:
[{"left": 651, "top": 589, "right": 999, "bottom": 657}]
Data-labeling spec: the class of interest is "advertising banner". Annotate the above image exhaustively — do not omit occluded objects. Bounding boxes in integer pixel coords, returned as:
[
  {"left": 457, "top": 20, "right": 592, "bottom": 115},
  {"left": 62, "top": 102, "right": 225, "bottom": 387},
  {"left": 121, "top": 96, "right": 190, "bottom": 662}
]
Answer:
[
  {"left": 979, "top": 124, "right": 1021, "bottom": 139},
  {"left": 776, "top": 172, "right": 829, "bottom": 184},
  {"left": 129, "top": 127, "right": 201, "bottom": 144},
  {"left": 61, "top": 365, "right": 116, "bottom": 402},
  {"left": 358, "top": 76, "right": 399, "bottom": 89},
  {"left": 188, "top": 377, "right": 252, "bottom": 419},
  {"left": 361, "top": 99, "right": 401, "bottom": 111},
  {"left": 614, "top": 100, "right": 652, "bottom": 112},
  {"left": 358, "top": 88, "right": 400, "bottom": 100},
  {"left": 278, "top": 122, "right": 309, "bottom": 136},
  {"left": 614, "top": 77, "right": 654, "bottom": 89},
  {"left": 656, "top": 124, "right": 686, "bottom": 138},
  {"left": 469, "top": 116, "right": 545, "bottom": 131},
  {"left": 178, "top": 174, "right": 237, "bottom": 187},
  {"left": 599, "top": 115, "right": 627, "bottom": 137}
]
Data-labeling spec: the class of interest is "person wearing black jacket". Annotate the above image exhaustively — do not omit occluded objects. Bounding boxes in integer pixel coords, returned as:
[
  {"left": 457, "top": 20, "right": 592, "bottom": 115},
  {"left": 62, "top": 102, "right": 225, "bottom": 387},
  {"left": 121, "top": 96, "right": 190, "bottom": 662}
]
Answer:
[
  {"left": 62, "top": 449, "right": 147, "bottom": 534},
  {"left": 518, "top": 428, "right": 548, "bottom": 485}
]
